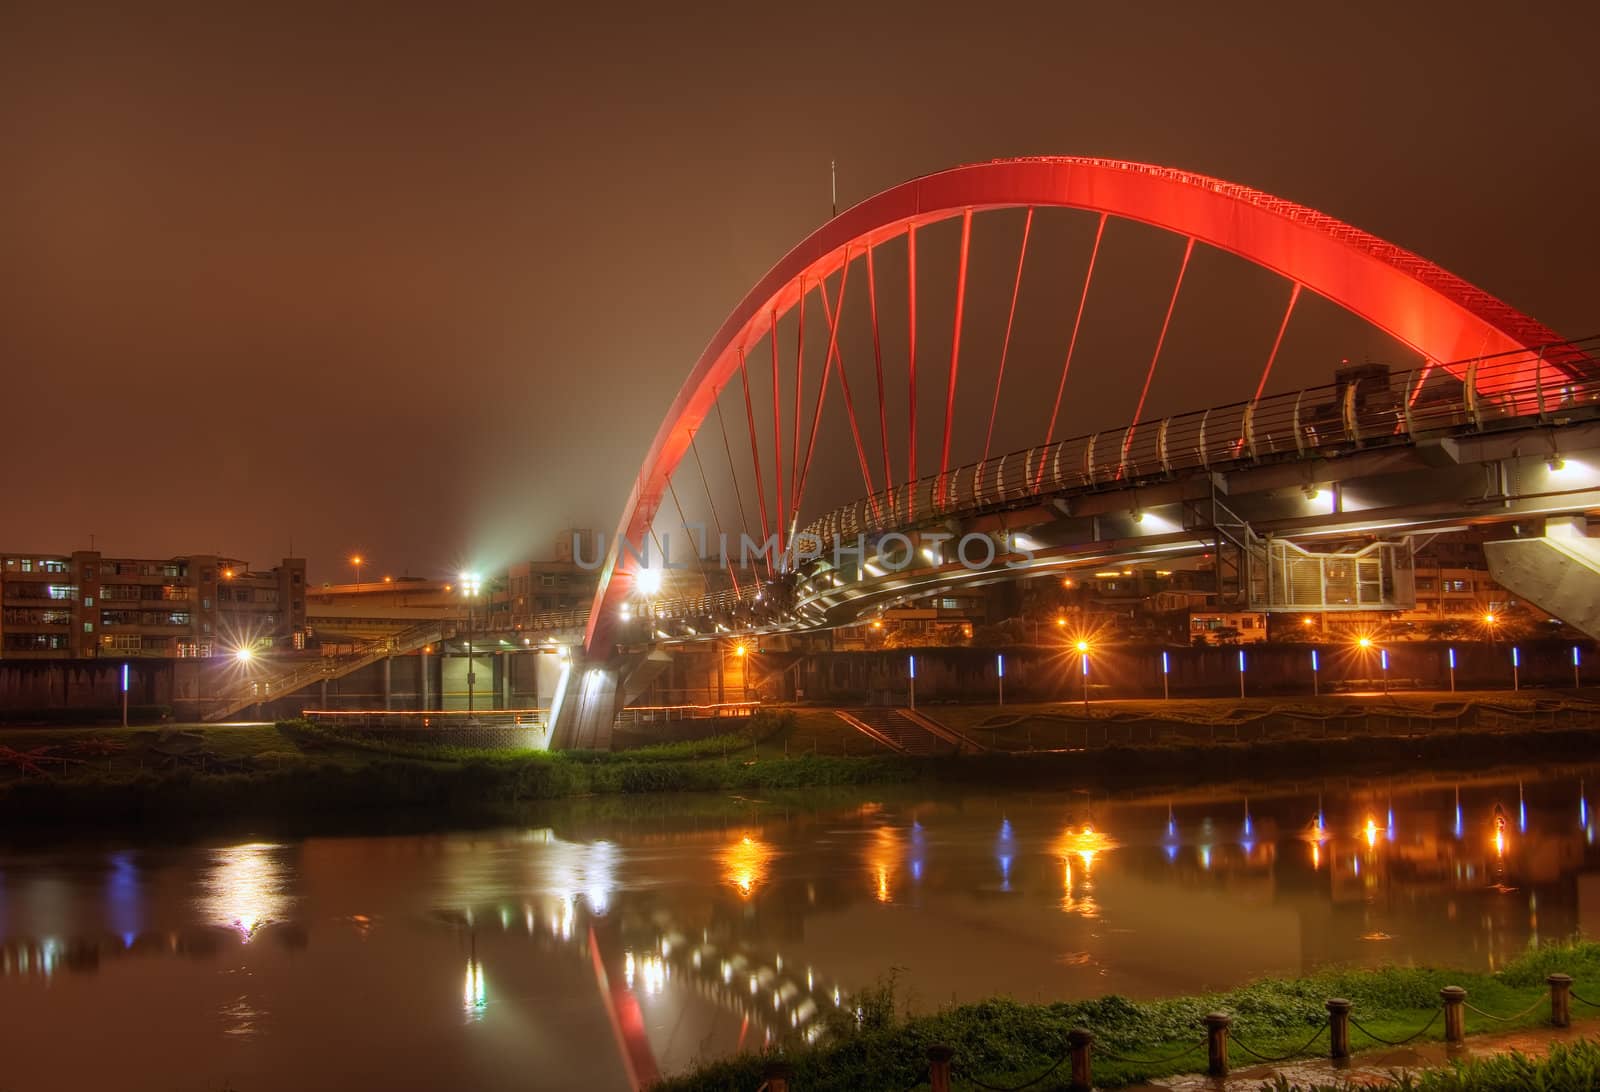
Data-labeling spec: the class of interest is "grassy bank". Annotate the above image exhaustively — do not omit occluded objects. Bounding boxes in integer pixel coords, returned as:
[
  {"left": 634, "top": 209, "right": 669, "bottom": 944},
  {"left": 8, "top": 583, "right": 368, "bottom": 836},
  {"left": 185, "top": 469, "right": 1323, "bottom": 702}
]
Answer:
[
  {"left": 5, "top": 708, "right": 1600, "bottom": 836},
  {"left": 658, "top": 943, "right": 1600, "bottom": 1091}
]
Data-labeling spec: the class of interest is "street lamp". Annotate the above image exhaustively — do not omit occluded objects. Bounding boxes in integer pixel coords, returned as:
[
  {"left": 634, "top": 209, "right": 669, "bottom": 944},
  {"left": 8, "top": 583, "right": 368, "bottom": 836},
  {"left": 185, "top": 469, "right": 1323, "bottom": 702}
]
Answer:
[
  {"left": 351, "top": 554, "right": 365, "bottom": 592},
  {"left": 996, "top": 652, "right": 1005, "bottom": 707},
  {"left": 1076, "top": 640, "right": 1090, "bottom": 711},
  {"left": 460, "top": 571, "right": 482, "bottom": 714}
]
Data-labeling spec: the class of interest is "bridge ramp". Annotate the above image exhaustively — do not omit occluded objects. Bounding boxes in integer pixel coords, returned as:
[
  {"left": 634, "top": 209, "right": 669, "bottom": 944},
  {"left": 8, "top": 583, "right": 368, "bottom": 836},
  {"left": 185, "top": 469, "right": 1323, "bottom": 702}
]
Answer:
[{"left": 1485, "top": 518, "right": 1600, "bottom": 640}]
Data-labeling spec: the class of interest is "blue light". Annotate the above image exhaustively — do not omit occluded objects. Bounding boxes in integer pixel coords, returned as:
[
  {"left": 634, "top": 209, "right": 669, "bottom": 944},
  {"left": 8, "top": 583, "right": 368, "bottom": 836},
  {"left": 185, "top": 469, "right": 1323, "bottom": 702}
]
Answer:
[
  {"left": 1449, "top": 647, "right": 1457, "bottom": 669},
  {"left": 1513, "top": 647, "right": 1521, "bottom": 668},
  {"left": 1081, "top": 656, "right": 1089, "bottom": 676},
  {"left": 1311, "top": 649, "right": 1319, "bottom": 671},
  {"left": 996, "top": 653, "right": 1004, "bottom": 678},
  {"left": 1575, "top": 647, "right": 1582, "bottom": 667},
  {"left": 908, "top": 654, "right": 916, "bottom": 679},
  {"left": 1161, "top": 650, "right": 1169, "bottom": 674},
  {"left": 1237, "top": 650, "right": 1246, "bottom": 673},
  {"left": 121, "top": 663, "right": 129, "bottom": 693},
  {"left": 1380, "top": 649, "right": 1389, "bottom": 670}
]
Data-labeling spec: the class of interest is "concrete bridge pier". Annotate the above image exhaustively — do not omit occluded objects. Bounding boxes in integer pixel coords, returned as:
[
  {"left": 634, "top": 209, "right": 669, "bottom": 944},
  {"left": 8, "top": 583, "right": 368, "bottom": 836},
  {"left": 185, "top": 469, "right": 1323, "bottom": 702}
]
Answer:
[
  {"left": 1486, "top": 517, "right": 1600, "bottom": 640},
  {"left": 547, "top": 648, "right": 675, "bottom": 751}
]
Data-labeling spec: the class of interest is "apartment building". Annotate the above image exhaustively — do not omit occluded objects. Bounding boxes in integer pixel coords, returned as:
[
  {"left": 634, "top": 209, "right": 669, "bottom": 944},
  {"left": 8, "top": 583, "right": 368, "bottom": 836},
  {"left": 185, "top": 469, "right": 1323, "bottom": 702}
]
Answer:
[{"left": 0, "top": 550, "right": 307, "bottom": 659}]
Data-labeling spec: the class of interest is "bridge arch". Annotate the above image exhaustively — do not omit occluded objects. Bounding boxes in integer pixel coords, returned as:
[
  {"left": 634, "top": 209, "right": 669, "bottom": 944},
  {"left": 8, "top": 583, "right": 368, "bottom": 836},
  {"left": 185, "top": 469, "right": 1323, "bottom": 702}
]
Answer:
[{"left": 586, "top": 156, "right": 1572, "bottom": 652}]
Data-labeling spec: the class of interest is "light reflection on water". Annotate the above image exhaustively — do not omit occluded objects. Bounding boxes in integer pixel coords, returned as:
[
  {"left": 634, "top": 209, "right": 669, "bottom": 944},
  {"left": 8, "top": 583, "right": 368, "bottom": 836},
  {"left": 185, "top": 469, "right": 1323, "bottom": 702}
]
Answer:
[
  {"left": 0, "top": 767, "right": 1599, "bottom": 1090},
  {"left": 197, "top": 842, "right": 292, "bottom": 942}
]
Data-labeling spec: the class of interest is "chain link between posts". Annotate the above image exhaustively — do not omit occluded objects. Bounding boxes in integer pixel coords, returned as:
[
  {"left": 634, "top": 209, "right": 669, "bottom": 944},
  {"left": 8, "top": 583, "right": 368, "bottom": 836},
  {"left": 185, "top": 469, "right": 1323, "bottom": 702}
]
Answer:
[
  {"left": 954, "top": 1050, "right": 1069, "bottom": 1091},
  {"left": 1230, "top": 1022, "right": 1329, "bottom": 1064},
  {"left": 1094, "top": 1037, "right": 1209, "bottom": 1066},
  {"left": 1349, "top": 1006, "right": 1442, "bottom": 1047},
  {"left": 1463, "top": 997, "right": 1547, "bottom": 1023}
]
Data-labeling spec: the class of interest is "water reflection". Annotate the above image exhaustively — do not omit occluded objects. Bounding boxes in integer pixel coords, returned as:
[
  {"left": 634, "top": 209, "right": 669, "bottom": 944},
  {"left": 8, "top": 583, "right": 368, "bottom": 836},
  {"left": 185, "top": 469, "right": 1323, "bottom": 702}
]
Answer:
[
  {"left": 721, "top": 834, "right": 773, "bottom": 897},
  {"left": 198, "top": 842, "right": 292, "bottom": 942},
  {"left": 4, "top": 768, "right": 1600, "bottom": 1090}
]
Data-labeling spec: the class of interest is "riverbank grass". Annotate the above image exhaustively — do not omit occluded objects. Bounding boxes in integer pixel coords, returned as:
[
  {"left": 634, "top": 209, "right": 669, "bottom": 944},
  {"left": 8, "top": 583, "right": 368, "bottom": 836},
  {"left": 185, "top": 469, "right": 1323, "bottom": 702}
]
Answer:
[{"left": 657, "top": 943, "right": 1600, "bottom": 1091}]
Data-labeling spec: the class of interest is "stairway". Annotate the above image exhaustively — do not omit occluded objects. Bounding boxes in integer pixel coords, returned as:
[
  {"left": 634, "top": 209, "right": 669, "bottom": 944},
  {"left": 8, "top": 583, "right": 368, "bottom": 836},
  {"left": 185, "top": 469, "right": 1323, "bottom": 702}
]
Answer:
[
  {"left": 203, "top": 619, "right": 445, "bottom": 722},
  {"left": 836, "top": 708, "right": 957, "bottom": 755}
]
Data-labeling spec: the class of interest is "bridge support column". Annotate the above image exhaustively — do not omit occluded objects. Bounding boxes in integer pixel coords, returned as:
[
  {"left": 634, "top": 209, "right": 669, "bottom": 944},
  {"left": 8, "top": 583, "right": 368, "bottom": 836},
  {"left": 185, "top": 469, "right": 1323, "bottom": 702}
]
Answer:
[
  {"left": 383, "top": 656, "right": 393, "bottom": 711},
  {"left": 548, "top": 652, "right": 622, "bottom": 751},
  {"left": 320, "top": 678, "right": 328, "bottom": 709},
  {"left": 1485, "top": 518, "right": 1600, "bottom": 640},
  {"left": 420, "top": 646, "right": 431, "bottom": 709},
  {"left": 500, "top": 654, "right": 511, "bottom": 710}
]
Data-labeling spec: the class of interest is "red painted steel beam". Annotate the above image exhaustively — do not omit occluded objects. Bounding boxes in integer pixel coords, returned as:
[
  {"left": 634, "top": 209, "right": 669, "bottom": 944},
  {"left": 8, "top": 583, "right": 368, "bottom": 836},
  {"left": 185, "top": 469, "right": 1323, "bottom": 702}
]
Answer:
[
  {"left": 583, "top": 157, "right": 1577, "bottom": 653},
  {"left": 1253, "top": 282, "right": 1302, "bottom": 402},
  {"left": 866, "top": 243, "right": 893, "bottom": 506}
]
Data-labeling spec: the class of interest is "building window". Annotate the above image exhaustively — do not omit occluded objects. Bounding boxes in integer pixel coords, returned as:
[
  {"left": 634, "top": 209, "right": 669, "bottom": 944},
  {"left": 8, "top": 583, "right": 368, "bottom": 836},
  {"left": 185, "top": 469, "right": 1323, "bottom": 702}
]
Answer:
[
  {"left": 201, "top": 598, "right": 212, "bottom": 610},
  {"left": 102, "top": 634, "right": 141, "bottom": 652},
  {"left": 82, "top": 622, "right": 94, "bottom": 632},
  {"left": 42, "top": 560, "right": 68, "bottom": 574},
  {"left": 83, "top": 596, "right": 94, "bottom": 607}
]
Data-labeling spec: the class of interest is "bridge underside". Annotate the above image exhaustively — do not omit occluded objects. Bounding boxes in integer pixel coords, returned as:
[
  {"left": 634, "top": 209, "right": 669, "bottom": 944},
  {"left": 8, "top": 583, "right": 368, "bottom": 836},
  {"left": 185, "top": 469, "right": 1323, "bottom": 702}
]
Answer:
[{"left": 623, "top": 416, "right": 1600, "bottom": 641}]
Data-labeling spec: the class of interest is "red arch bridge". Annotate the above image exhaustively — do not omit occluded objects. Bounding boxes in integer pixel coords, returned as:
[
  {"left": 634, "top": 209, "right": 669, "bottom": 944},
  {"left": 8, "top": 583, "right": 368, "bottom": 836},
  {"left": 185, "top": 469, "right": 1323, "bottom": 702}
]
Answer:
[{"left": 537, "top": 157, "right": 1600, "bottom": 747}]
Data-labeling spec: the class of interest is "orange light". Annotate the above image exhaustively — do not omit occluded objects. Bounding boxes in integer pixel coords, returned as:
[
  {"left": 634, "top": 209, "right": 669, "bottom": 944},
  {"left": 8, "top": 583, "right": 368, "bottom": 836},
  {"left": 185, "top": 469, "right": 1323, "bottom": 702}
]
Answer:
[
  {"left": 1055, "top": 617, "right": 1067, "bottom": 627},
  {"left": 222, "top": 568, "right": 234, "bottom": 580},
  {"left": 734, "top": 644, "right": 746, "bottom": 657},
  {"left": 350, "top": 555, "right": 363, "bottom": 565},
  {"left": 1483, "top": 612, "right": 1497, "bottom": 624},
  {"left": 1075, "top": 640, "right": 1090, "bottom": 653},
  {"left": 870, "top": 620, "right": 884, "bottom": 630},
  {"left": 1357, "top": 636, "right": 1373, "bottom": 649},
  {"left": 1364, "top": 818, "right": 1378, "bottom": 849},
  {"left": 383, "top": 575, "right": 393, "bottom": 584},
  {"left": 1062, "top": 578, "right": 1074, "bottom": 588},
  {"left": 1302, "top": 617, "right": 1313, "bottom": 627}
]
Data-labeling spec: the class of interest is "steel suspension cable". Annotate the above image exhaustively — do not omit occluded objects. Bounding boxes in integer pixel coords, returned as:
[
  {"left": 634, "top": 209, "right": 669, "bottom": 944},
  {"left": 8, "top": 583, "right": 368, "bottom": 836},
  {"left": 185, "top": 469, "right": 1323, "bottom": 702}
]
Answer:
[
  {"left": 1252, "top": 282, "right": 1302, "bottom": 402},
  {"left": 789, "top": 283, "right": 805, "bottom": 528},
  {"left": 984, "top": 207, "right": 1033, "bottom": 463},
  {"left": 1120, "top": 235, "right": 1196, "bottom": 467},
  {"left": 907, "top": 223, "right": 918, "bottom": 516},
  {"left": 939, "top": 208, "right": 974, "bottom": 506},
  {"left": 665, "top": 474, "right": 713, "bottom": 594},
  {"left": 771, "top": 306, "right": 786, "bottom": 555},
  {"left": 1038, "top": 212, "right": 1106, "bottom": 488},
  {"left": 793, "top": 256, "right": 853, "bottom": 526},
  {"left": 688, "top": 429, "right": 741, "bottom": 598},
  {"left": 866, "top": 242, "right": 893, "bottom": 516},
  {"left": 817, "top": 261, "right": 882, "bottom": 521},
  {"left": 737, "top": 347, "right": 774, "bottom": 577},
  {"left": 712, "top": 397, "right": 754, "bottom": 564}
]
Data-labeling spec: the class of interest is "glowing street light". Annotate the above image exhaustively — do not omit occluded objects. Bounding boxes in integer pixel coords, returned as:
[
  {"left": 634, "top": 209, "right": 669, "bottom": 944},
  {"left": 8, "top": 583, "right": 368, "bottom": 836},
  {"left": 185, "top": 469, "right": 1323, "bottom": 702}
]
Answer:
[
  {"left": 1311, "top": 648, "right": 1320, "bottom": 697},
  {"left": 1575, "top": 646, "right": 1583, "bottom": 690},
  {"left": 996, "top": 653, "right": 1005, "bottom": 707},
  {"left": 1512, "top": 646, "right": 1521, "bottom": 692},
  {"left": 1237, "top": 648, "right": 1246, "bottom": 700},
  {"left": 908, "top": 654, "right": 917, "bottom": 711},
  {"left": 234, "top": 646, "right": 254, "bottom": 664},
  {"left": 1448, "top": 646, "right": 1457, "bottom": 693},
  {"left": 1160, "top": 650, "right": 1170, "bottom": 701},
  {"left": 634, "top": 566, "right": 663, "bottom": 597},
  {"left": 1076, "top": 640, "right": 1091, "bottom": 711},
  {"left": 350, "top": 554, "right": 365, "bottom": 592}
]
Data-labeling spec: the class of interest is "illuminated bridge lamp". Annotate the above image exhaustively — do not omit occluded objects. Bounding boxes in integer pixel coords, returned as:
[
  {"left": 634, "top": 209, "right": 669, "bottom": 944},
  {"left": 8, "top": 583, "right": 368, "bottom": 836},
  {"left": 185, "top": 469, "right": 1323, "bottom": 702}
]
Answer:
[
  {"left": 1311, "top": 648, "right": 1320, "bottom": 697},
  {"left": 1077, "top": 641, "right": 1090, "bottom": 711},
  {"left": 1237, "top": 649, "right": 1246, "bottom": 700},
  {"left": 1512, "top": 646, "right": 1521, "bottom": 692},
  {"left": 1161, "top": 650, "right": 1170, "bottom": 701},
  {"left": 996, "top": 653, "right": 1005, "bottom": 708},
  {"left": 1448, "top": 646, "right": 1457, "bottom": 693}
]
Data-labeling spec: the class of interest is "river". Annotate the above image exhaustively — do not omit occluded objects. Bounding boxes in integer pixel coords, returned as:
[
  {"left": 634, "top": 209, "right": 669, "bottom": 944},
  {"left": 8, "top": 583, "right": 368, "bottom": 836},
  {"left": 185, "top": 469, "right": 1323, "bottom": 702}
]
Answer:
[{"left": 3, "top": 763, "right": 1597, "bottom": 1090}]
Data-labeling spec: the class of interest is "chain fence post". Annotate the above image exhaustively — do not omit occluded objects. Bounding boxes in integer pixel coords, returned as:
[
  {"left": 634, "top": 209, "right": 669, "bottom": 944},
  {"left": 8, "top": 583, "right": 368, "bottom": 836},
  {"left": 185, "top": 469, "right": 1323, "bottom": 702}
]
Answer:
[
  {"left": 1549, "top": 973, "right": 1573, "bottom": 1028},
  {"left": 1326, "top": 997, "right": 1352, "bottom": 1059},
  {"left": 1205, "top": 1012, "right": 1232, "bottom": 1076},
  {"left": 927, "top": 1044, "right": 953, "bottom": 1092},
  {"left": 1068, "top": 1028, "right": 1094, "bottom": 1091},
  {"left": 1441, "top": 986, "right": 1467, "bottom": 1043}
]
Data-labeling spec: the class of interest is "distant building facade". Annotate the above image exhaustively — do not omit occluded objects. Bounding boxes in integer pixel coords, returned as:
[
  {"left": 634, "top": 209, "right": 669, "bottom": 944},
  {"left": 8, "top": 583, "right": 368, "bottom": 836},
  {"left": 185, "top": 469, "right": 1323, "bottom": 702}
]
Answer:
[{"left": 0, "top": 551, "right": 306, "bottom": 659}]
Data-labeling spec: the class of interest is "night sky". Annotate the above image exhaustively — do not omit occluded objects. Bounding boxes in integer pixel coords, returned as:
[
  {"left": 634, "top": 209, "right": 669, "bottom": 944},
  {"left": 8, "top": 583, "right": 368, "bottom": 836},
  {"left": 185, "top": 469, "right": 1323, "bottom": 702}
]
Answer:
[{"left": 4, "top": 2, "right": 1597, "bottom": 581}]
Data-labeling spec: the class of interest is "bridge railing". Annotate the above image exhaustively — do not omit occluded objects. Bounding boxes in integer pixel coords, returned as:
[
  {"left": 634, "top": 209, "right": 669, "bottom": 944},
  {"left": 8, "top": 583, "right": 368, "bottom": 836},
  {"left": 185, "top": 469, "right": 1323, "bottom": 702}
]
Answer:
[{"left": 799, "top": 337, "right": 1600, "bottom": 546}]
